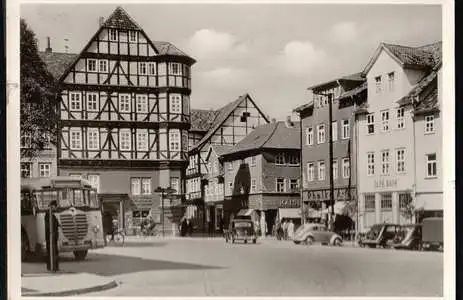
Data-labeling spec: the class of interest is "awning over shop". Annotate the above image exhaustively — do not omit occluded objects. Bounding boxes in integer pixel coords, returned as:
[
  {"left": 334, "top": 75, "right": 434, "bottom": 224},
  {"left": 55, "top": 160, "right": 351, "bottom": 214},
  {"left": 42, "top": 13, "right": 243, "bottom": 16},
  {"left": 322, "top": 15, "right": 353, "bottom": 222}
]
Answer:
[{"left": 278, "top": 208, "right": 301, "bottom": 221}]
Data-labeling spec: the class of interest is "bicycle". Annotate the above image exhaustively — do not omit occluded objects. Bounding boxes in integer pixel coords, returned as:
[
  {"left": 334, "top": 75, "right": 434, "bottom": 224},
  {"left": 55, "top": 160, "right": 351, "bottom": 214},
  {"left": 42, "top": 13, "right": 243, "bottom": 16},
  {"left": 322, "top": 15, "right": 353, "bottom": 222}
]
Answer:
[{"left": 105, "top": 228, "right": 125, "bottom": 245}]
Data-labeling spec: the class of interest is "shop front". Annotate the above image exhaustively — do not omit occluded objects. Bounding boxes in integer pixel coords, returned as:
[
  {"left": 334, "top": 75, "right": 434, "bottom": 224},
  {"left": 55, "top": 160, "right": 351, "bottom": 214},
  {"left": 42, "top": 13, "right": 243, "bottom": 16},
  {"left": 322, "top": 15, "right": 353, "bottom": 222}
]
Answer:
[{"left": 99, "top": 193, "right": 134, "bottom": 234}]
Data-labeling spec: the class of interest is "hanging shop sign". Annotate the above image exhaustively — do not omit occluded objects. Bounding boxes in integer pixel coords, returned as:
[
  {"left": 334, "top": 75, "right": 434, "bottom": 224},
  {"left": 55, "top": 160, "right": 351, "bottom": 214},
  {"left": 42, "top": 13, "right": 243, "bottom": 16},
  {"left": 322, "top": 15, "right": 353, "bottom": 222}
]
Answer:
[{"left": 279, "top": 198, "right": 300, "bottom": 208}]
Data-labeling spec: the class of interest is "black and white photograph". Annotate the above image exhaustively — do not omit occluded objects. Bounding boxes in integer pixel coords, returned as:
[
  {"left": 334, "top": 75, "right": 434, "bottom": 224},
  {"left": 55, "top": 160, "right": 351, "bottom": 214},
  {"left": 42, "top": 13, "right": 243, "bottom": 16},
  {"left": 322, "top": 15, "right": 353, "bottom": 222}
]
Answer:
[{"left": 8, "top": 0, "right": 454, "bottom": 298}]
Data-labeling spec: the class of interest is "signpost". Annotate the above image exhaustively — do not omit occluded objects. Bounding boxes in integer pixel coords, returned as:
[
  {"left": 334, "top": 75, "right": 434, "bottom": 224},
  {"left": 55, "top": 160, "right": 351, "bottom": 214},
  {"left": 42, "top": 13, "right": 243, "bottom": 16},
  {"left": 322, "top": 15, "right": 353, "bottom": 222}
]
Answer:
[{"left": 154, "top": 186, "right": 176, "bottom": 238}]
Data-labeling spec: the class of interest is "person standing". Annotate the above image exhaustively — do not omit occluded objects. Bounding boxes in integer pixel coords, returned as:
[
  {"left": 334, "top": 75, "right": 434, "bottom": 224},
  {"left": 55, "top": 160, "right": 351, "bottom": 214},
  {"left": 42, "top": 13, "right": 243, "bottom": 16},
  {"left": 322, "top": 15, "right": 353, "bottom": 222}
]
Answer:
[
  {"left": 282, "top": 219, "right": 288, "bottom": 240},
  {"left": 45, "top": 200, "right": 60, "bottom": 272},
  {"left": 287, "top": 220, "right": 295, "bottom": 240}
]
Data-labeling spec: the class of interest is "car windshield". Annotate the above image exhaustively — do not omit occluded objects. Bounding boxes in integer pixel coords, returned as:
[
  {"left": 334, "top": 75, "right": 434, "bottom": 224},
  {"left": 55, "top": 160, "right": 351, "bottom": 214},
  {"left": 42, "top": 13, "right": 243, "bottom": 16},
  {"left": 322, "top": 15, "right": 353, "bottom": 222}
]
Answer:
[
  {"left": 36, "top": 188, "right": 99, "bottom": 210},
  {"left": 234, "top": 222, "right": 252, "bottom": 228},
  {"left": 367, "top": 225, "right": 383, "bottom": 239}
]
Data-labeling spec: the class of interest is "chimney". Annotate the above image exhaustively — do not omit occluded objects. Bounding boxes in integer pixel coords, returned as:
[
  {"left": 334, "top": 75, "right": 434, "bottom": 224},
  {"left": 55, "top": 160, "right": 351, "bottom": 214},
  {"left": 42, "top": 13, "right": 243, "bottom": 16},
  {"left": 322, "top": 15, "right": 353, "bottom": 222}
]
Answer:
[
  {"left": 99, "top": 17, "right": 105, "bottom": 27},
  {"left": 285, "top": 116, "right": 294, "bottom": 128},
  {"left": 45, "top": 37, "right": 52, "bottom": 53}
]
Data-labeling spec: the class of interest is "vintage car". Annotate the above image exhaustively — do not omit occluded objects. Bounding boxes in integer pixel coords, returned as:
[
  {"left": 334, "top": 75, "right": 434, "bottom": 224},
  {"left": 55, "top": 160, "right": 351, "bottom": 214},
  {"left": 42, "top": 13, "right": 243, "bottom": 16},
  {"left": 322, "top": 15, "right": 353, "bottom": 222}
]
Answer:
[
  {"left": 293, "top": 223, "right": 343, "bottom": 246},
  {"left": 224, "top": 219, "right": 257, "bottom": 244},
  {"left": 359, "top": 223, "right": 400, "bottom": 248},
  {"left": 392, "top": 224, "right": 422, "bottom": 250},
  {"left": 421, "top": 217, "right": 443, "bottom": 251}
]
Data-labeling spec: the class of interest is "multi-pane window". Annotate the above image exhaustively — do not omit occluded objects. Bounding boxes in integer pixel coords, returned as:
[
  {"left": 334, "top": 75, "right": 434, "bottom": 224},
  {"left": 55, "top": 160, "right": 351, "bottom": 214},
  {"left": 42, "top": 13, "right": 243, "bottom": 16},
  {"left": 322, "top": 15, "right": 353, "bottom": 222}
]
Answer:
[
  {"left": 39, "top": 163, "right": 51, "bottom": 177},
  {"left": 381, "top": 193, "right": 392, "bottom": 210},
  {"left": 119, "top": 94, "right": 131, "bottom": 112},
  {"left": 170, "top": 94, "right": 182, "bottom": 113},
  {"left": 375, "top": 76, "right": 382, "bottom": 94},
  {"left": 331, "top": 121, "right": 338, "bottom": 141},
  {"left": 99, "top": 60, "right": 108, "bottom": 73},
  {"left": 87, "top": 93, "right": 98, "bottom": 111},
  {"left": 70, "top": 92, "right": 81, "bottom": 111},
  {"left": 170, "top": 178, "right": 180, "bottom": 194},
  {"left": 87, "top": 59, "right": 97, "bottom": 72},
  {"left": 120, "top": 130, "right": 131, "bottom": 151},
  {"left": 396, "top": 148, "right": 406, "bottom": 173},
  {"left": 141, "top": 178, "right": 151, "bottom": 195},
  {"left": 170, "top": 63, "right": 181, "bottom": 75},
  {"left": 381, "top": 110, "right": 390, "bottom": 132},
  {"left": 131, "top": 178, "right": 141, "bottom": 195},
  {"left": 342, "top": 119, "right": 350, "bottom": 139},
  {"left": 109, "top": 29, "right": 117, "bottom": 41},
  {"left": 251, "top": 156, "right": 257, "bottom": 166},
  {"left": 342, "top": 158, "right": 350, "bottom": 179},
  {"left": 169, "top": 130, "right": 180, "bottom": 151},
  {"left": 388, "top": 72, "right": 395, "bottom": 92},
  {"left": 139, "top": 62, "right": 147, "bottom": 75},
  {"left": 367, "top": 152, "right": 375, "bottom": 176},
  {"left": 306, "top": 127, "right": 313, "bottom": 145},
  {"left": 137, "top": 130, "right": 148, "bottom": 151},
  {"left": 425, "top": 115, "right": 435, "bottom": 134},
  {"left": 426, "top": 153, "right": 437, "bottom": 177},
  {"left": 307, "top": 162, "right": 314, "bottom": 182},
  {"left": 290, "top": 179, "right": 299, "bottom": 192},
  {"left": 148, "top": 62, "right": 156, "bottom": 75},
  {"left": 21, "top": 163, "right": 32, "bottom": 178},
  {"left": 70, "top": 129, "right": 82, "bottom": 150},
  {"left": 332, "top": 160, "right": 338, "bottom": 180},
  {"left": 396, "top": 108, "right": 405, "bottom": 129},
  {"left": 20, "top": 132, "right": 32, "bottom": 148},
  {"left": 317, "top": 124, "right": 325, "bottom": 144},
  {"left": 367, "top": 113, "right": 375, "bottom": 134},
  {"left": 318, "top": 161, "right": 325, "bottom": 181},
  {"left": 276, "top": 178, "right": 285, "bottom": 192},
  {"left": 275, "top": 153, "right": 285, "bottom": 165},
  {"left": 87, "top": 129, "right": 99, "bottom": 150},
  {"left": 399, "top": 193, "right": 412, "bottom": 210},
  {"left": 136, "top": 95, "right": 148, "bottom": 113},
  {"left": 364, "top": 194, "right": 376, "bottom": 211},
  {"left": 287, "top": 154, "right": 300, "bottom": 165},
  {"left": 129, "top": 31, "right": 137, "bottom": 42},
  {"left": 381, "top": 150, "right": 390, "bottom": 175},
  {"left": 251, "top": 179, "right": 257, "bottom": 193},
  {"left": 87, "top": 174, "right": 100, "bottom": 192}
]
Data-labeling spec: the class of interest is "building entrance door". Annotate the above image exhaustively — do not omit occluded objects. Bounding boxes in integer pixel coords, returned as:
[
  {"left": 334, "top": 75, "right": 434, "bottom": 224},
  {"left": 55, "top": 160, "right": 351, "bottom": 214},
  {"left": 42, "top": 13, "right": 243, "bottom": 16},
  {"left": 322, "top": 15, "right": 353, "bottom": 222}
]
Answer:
[{"left": 265, "top": 209, "right": 277, "bottom": 236}]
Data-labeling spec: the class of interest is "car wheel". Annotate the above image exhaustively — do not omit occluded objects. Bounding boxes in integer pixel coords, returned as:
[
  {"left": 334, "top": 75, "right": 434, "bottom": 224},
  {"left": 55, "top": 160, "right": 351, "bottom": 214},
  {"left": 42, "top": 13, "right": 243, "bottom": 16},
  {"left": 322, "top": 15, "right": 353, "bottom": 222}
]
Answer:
[
  {"left": 304, "top": 236, "right": 314, "bottom": 245},
  {"left": 333, "top": 238, "right": 343, "bottom": 247},
  {"left": 368, "top": 244, "right": 376, "bottom": 248}
]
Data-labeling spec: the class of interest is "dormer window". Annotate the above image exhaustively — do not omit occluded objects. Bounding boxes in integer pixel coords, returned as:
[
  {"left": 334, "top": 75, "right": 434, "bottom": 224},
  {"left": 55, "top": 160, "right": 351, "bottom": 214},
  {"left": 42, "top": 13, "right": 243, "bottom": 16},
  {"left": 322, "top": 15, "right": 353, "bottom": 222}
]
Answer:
[{"left": 109, "top": 29, "right": 118, "bottom": 41}]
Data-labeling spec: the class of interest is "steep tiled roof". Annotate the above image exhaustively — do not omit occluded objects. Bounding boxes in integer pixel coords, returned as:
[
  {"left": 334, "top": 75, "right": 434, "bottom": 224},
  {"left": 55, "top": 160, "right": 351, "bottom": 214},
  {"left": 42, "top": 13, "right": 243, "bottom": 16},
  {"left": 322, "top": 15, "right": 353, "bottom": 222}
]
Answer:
[
  {"left": 191, "top": 94, "right": 262, "bottom": 152},
  {"left": 308, "top": 72, "right": 365, "bottom": 91},
  {"left": 414, "top": 88, "right": 438, "bottom": 115},
  {"left": 211, "top": 144, "right": 235, "bottom": 157},
  {"left": 152, "top": 41, "right": 191, "bottom": 58},
  {"left": 222, "top": 121, "right": 300, "bottom": 157},
  {"left": 38, "top": 52, "right": 78, "bottom": 80},
  {"left": 353, "top": 102, "right": 370, "bottom": 115},
  {"left": 293, "top": 102, "right": 314, "bottom": 113},
  {"left": 338, "top": 81, "right": 367, "bottom": 100},
  {"left": 103, "top": 6, "right": 142, "bottom": 30},
  {"left": 397, "top": 69, "right": 438, "bottom": 106},
  {"left": 190, "top": 109, "right": 218, "bottom": 132}
]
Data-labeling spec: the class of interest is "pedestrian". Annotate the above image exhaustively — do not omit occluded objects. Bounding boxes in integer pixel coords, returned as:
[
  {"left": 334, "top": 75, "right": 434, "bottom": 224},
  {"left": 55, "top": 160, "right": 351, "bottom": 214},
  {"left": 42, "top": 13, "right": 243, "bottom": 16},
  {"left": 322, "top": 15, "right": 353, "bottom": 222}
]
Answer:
[
  {"left": 45, "top": 200, "right": 60, "bottom": 272},
  {"left": 287, "top": 220, "right": 295, "bottom": 240},
  {"left": 282, "top": 219, "right": 288, "bottom": 240},
  {"left": 186, "top": 218, "right": 193, "bottom": 237},
  {"left": 103, "top": 212, "right": 113, "bottom": 244}
]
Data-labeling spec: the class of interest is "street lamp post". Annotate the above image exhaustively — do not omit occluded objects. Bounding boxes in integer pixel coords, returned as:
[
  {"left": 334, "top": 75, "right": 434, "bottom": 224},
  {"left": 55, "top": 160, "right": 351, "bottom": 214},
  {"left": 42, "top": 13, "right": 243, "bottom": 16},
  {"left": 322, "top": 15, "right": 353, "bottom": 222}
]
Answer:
[{"left": 154, "top": 186, "right": 176, "bottom": 238}]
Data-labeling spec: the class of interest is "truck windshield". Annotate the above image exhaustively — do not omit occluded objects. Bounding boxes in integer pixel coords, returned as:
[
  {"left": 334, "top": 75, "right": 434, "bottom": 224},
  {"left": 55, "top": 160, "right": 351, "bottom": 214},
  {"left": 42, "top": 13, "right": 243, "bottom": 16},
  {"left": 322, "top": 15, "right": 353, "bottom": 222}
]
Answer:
[{"left": 36, "top": 188, "right": 99, "bottom": 210}]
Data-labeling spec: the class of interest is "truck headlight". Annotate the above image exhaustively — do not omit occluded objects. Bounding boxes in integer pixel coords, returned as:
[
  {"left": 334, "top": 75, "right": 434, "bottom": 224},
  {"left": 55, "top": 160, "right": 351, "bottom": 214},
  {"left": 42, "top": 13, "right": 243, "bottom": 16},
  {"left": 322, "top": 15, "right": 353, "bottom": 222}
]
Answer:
[{"left": 93, "top": 225, "right": 100, "bottom": 233}]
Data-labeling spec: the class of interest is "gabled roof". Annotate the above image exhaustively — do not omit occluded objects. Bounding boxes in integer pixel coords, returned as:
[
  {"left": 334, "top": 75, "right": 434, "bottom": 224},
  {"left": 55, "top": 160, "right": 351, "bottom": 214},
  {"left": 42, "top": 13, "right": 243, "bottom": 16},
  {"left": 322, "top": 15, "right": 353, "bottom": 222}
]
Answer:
[
  {"left": 363, "top": 41, "right": 442, "bottom": 75},
  {"left": 205, "top": 144, "right": 235, "bottom": 162},
  {"left": 152, "top": 41, "right": 191, "bottom": 58},
  {"left": 103, "top": 6, "right": 142, "bottom": 30},
  {"left": 307, "top": 72, "right": 365, "bottom": 91},
  {"left": 293, "top": 102, "right": 314, "bottom": 114},
  {"left": 190, "top": 94, "right": 269, "bottom": 153},
  {"left": 221, "top": 121, "right": 300, "bottom": 158},
  {"left": 38, "top": 52, "right": 78, "bottom": 80},
  {"left": 190, "top": 109, "right": 218, "bottom": 132},
  {"left": 338, "top": 81, "right": 367, "bottom": 100}
]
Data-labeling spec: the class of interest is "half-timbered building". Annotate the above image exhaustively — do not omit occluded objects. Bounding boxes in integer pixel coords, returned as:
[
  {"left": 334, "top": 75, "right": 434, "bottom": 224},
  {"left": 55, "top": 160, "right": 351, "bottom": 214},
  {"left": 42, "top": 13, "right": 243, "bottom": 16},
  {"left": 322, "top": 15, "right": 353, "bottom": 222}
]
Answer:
[
  {"left": 185, "top": 94, "right": 269, "bottom": 233},
  {"left": 39, "top": 7, "right": 195, "bottom": 235}
]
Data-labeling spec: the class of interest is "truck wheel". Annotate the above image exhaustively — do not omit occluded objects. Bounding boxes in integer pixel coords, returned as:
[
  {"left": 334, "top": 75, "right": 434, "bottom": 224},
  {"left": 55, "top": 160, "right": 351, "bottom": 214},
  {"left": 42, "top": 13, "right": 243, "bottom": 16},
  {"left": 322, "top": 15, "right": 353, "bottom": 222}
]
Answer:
[{"left": 73, "top": 250, "right": 88, "bottom": 261}]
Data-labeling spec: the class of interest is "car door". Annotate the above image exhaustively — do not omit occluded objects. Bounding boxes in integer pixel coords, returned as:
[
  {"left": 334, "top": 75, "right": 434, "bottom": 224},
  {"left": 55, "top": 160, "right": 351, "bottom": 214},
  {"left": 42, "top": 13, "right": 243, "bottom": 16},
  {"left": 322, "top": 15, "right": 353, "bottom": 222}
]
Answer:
[
  {"left": 317, "top": 225, "right": 331, "bottom": 243},
  {"left": 310, "top": 225, "right": 320, "bottom": 241}
]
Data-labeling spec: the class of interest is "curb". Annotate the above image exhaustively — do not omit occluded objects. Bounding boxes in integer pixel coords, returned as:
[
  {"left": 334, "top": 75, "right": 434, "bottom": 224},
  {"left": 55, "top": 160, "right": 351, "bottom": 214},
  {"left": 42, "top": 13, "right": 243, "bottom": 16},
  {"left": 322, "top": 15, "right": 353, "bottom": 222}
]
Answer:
[{"left": 22, "top": 279, "right": 118, "bottom": 297}]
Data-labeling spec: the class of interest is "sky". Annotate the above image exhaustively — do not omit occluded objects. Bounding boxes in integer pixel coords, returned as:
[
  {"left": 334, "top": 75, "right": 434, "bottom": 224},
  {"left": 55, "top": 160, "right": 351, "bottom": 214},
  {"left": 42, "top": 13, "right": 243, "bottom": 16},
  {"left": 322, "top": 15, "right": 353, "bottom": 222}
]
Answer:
[{"left": 21, "top": 3, "right": 442, "bottom": 121}]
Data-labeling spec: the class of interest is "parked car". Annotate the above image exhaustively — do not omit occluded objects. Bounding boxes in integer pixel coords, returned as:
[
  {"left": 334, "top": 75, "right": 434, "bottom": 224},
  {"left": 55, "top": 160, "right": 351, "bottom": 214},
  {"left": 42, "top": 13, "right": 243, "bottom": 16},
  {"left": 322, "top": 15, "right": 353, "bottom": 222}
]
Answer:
[
  {"left": 225, "top": 219, "right": 257, "bottom": 244},
  {"left": 421, "top": 217, "right": 443, "bottom": 251},
  {"left": 392, "top": 224, "right": 422, "bottom": 250},
  {"left": 293, "top": 223, "right": 343, "bottom": 246},
  {"left": 359, "top": 223, "right": 400, "bottom": 248}
]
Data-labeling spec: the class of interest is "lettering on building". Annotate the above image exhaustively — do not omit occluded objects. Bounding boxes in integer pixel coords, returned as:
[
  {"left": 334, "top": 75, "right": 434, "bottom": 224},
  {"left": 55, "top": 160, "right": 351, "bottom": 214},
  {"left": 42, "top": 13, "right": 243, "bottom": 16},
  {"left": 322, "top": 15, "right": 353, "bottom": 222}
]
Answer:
[{"left": 374, "top": 178, "right": 398, "bottom": 189}]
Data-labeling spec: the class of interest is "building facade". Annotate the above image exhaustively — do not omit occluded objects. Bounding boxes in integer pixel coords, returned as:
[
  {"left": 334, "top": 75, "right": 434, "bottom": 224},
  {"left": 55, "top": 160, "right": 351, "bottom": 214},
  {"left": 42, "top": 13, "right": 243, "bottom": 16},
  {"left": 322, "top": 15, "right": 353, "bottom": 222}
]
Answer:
[
  {"left": 185, "top": 94, "right": 269, "bottom": 232},
  {"left": 222, "top": 119, "right": 301, "bottom": 236},
  {"left": 356, "top": 42, "right": 441, "bottom": 232},
  {"left": 40, "top": 7, "right": 195, "bottom": 235},
  {"left": 295, "top": 74, "right": 366, "bottom": 226},
  {"left": 20, "top": 137, "right": 58, "bottom": 179}
]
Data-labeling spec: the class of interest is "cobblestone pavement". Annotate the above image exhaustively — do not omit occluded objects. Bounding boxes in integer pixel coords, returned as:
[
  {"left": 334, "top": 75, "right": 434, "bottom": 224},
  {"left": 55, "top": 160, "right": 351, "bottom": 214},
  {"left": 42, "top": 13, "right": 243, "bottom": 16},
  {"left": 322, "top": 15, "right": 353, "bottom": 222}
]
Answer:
[{"left": 23, "top": 236, "right": 443, "bottom": 297}]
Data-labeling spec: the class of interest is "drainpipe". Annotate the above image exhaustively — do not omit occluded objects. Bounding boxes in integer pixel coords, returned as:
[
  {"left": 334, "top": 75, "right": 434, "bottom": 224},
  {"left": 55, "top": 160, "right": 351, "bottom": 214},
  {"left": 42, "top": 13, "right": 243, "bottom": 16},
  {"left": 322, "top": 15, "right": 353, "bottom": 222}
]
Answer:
[{"left": 412, "top": 99, "right": 418, "bottom": 224}]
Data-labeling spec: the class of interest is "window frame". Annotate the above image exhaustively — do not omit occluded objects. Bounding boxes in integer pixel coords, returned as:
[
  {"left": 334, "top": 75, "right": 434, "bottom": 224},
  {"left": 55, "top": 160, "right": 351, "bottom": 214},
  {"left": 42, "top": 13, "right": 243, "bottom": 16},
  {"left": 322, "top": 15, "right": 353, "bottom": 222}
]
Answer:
[
  {"left": 306, "top": 127, "right": 313, "bottom": 146},
  {"left": 341, "top": 119, "right": 350, "bottom": 139},
  {"left": 169, "top": 63, "right": 182, "bottom": 75},
  {"left": 396, "top": 148, "right": 406, "bottom": 174},
  {"left": 99, "top": 59, "right": 108, "bottom": 73},
  {"left": 317, "top": 124, "right": 326, "bottom": 144},
  {"left": 169, "top": 130, "right": 181, "bottom": 151},
  {"left": 380, "top": 193, "right": 393, "bottom": 211},
  {"left": 141, "top": 178, "right": 151, "bottom": 195},
  {"left": 148, "top": 62, "right": 156, "bottom": 75},
  {"left": 425, "top": 115, "right": 435, "bottom": 134},
  {"left": 20, "top": 162, "right": 32, "bottom": 178},
  {"left": 169, "top": 94, "right": 182, "bottom": 114},
  {"left": 86, "top": 92, "right": 99, "bottom": 112},
  {"left": 87, "top": 174, "right": 100, "bottom": 193},
  {"left": 381, "top": 110, "right": 390, "bottom": 132},
  {"left": 364, "top": 194, "right": 376, "bottom": 211},
  {"left": 119, "top": 130, "right": 131, "bottom": 151},
  {"left": 69, "top": 92, "right": 82, "bottom": 112},
  {"left": 87, "top": 128, "right": 100, "bottom": 150},
  {"left": 129, "top": 31, "right": 137, "bottom": 42},
  {"left": 39, "top": 163, "right": 52, "bottom": 177},
  {"left": 290, "top": 179, "right": 299, "bottom": 192},
  {"left": 136, "top": 94, "right": 148, "bottom": 113},
  {"left": 381, "top": 149, "right": 390, "bottom": 175},
  {"left": 342, "top": 158, "right": 350, "bottom": 179},
  {"left": 387, "top": 72, "right": 395, "bottom": 92},
  {"left": 318, "top": 161, "right": 325, "bottom": 181},
  {"left": 109, "top": 29, "right": 118, "bottom": 41},
  {"left": 275, "top": 153, "right": 285, "bottom": 165},
  {"left": 139, "top": 62, "right": 147, "bottom": 75},
  {"left": 276, "top": 178, "right": 286, "bottom": 193},
  {"left": 119, "top": 94, "right": 131, "bottom": 113},
  {"left": 396, "top": 107, "right": 405, "bottom": 129},
  {"left": 375, "top": 75, "right": 382, "bottom": 94},
  {"left": 131, "top": 178, "right": 141, "bottom": 195},
  {"left": 137, "top": 129, "right": 149, "bottom": 151},
  {"left": 70, "top": 129, "right": 82, "bottom": 150},
  {"left": 332, "top": 159, "right": 338, "bottom": 180},
  {"left": 307, "top": 162, "right": 314, "bottom": 182},
  {"left": 87, "top": 58, "right": 97, "bottom": 72},
  {"left": 367, "top": 113, "right": 375, "bottom": 135},
  {"left": 251, "top": 179, "right": 257, "bottom": 193},
  {"left": 367, "top": 152, "right": 375, "bottom": 176},
  {"left": 426, "top": 153, "right": 437, "bottom": 178},
  {"left": 331, "top": 121, "right": 338, "bottom": 142}
]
